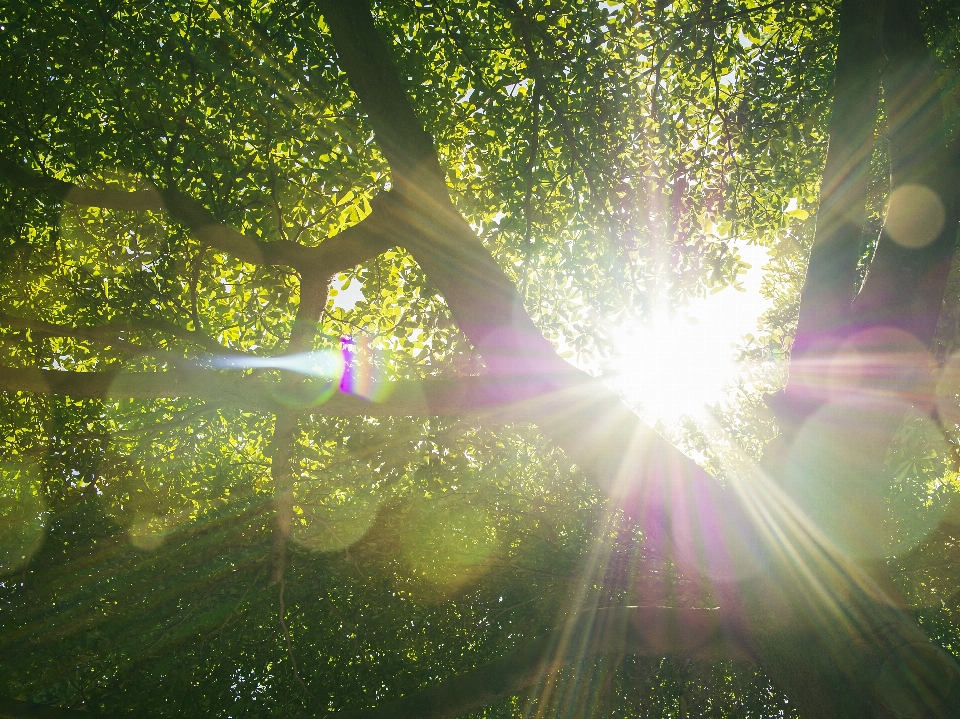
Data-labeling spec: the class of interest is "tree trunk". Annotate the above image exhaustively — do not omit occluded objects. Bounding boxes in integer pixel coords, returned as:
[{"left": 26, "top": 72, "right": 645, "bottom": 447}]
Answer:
[
  {"left": 744, "top": 1, "right": 960, "bottom": 716},
  {"left": 3, "top": 0, "right": 960, "bottom": 716}
]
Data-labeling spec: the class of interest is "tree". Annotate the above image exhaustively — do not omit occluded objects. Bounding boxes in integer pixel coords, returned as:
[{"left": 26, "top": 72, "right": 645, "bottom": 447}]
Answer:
[{"left": 1, "top": 0, "right": 959, "bottom": 716}]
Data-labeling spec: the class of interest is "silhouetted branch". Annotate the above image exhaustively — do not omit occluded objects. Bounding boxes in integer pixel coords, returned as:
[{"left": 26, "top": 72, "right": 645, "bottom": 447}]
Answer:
[
  {"left": 789, "top": 0, "right": 883, "bottom": 361},
  {"left": 309, "top": 606, "right": 752, "bottom": 719},
  {"left": 315, "top": 6, "right": 740, "bottom": 594},
  {"left": 0, "top": 312, "right": 228, "bottom": 355},
  {"left": 0, "top": 367, "right": 624, "bottom": 422},
  {"left": 0, "top": 156, "right": 396, "bottom": 277}
]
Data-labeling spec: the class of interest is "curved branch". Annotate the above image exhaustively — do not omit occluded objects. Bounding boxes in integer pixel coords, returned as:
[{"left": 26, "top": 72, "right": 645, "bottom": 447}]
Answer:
[
  {"left": 156, "top": 187, "right": 319, "bottom": 270},
  {"left": 0, "top": 312, "right": 228, "bottom": 355},
  {"left": 789, "top": 0, "right": 883, "bottom": 364},
  {"left": 315, "top": 5, "right": 740, "bottom": 574},
  {"left": 314, "top": 2, "right": 444, "bottom": 186},
  {"left": 851, "top": 0, "right": 960, "bottom": 343},
  {"left": 0, "top": 367, "right": 610, "bottom": 421},
  {"left": 746, "top": 5, "right": 960, "bottom": 716},
  {"left": 0, "top": 156, "right": 164, "bottom": 211},
  {"left": 0, "top": 366, "right": 278, "bottom": 411},
  {"left": 310, "top": 606, "right": 752, "bottom": 719},
  {"left": 306, "top": 196, "right": 399, "bottom": 277},
  {"left": 267, "top": 273, "right": 333, "bottom": 586},
  {"left": 0, "top": 156, "right": 396, "bottom": 276}
]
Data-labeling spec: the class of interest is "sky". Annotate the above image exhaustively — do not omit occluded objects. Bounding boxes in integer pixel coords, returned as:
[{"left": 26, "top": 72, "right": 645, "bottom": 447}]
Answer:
[
  {"left": 328, "top": 243, "right": 774, "bottom": 424},
  {"left": 610, "top": 243, "right": 773, "bottom": 421}
]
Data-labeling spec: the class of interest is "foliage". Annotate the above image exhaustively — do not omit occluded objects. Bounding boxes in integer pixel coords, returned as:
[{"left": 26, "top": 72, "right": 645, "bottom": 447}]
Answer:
[{"left": 1, "top": 1, "right": 959, "bottom": 717}]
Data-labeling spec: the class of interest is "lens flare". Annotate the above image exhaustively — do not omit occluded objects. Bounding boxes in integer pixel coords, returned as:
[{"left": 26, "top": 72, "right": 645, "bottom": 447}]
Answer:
[
  {"left": 339, "top": 336, "right": 391, "bottom": 402},
  {"left": 209, "top": 336, "right": 392, "bottom": 403},
  {"left": 291, "top": 482, "right": 382, "bottom": 554},
  {"left": 127, "top": 513, "right": 169, "bottom": 551},
  {"left": 612, "top": 245, "right": 771, "bottom": 421},
  {"left": 885, "top": 184, "right": 945, "bottom": 249},
  {"left": 211, "top": 348, "right": 345, "bottom": 379},
  {"left": 0, "top": 461, "right": 47, "bottom": 575}
]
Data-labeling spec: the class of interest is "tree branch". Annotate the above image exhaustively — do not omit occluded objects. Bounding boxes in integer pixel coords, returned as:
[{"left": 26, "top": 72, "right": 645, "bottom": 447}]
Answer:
[
  {"left": 746, "top": 5, "right": 960, "bottom": 715},
  {"left": 267, "top": 273, "right": 332, "bottom": 586},
  {"left": 0, "top": 367, "right": 622, "bottom": 421},
  {"left": 309, "top": 606, "right": 751, "bottom": 719},
  {"left": 306, "top": 197, "right": 399, "bottom": 276},
  {"left": 0, "top": 312, "right": 228, "bottom": 356},
  {"left": 313, "top": 3, "right": 444, "bottom": 187},
  {"left": 0, "top": 156, "right": 396, "bottom": 277},
  {"left": 155, "top": 187, "right": 319, "bottom": 270},
  {"left": 789, "top": 0, "right": 883, "bottom": 365},
  {"left": 0, "top": 156, "right": 164, "bottom": 211},
  {"left": 314, "top": 5, "right": 748, "bottom": 585},
  {"left": 851, "top": 0, "right": 960, "bottom": 343},
  {"left": 0, "top": 366, "right": 275, "bottom": 411}
]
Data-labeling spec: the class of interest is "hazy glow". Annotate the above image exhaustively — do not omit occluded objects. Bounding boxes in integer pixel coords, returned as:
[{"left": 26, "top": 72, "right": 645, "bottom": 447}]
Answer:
[
  {"left": 885, "top": 184, "right": 945, "bottom": 249},
  {"left": 613, "top": 244, "right": 772, "bottom": 420},
  {"left": 210, "top": 337, "right": 389, "bottom": 402},
  {"left": 211, "top": 348, "right": 345, "bottom": 378}
]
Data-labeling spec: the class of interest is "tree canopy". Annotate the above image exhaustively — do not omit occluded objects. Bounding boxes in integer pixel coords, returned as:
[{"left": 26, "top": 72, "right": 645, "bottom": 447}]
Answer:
[{"left": 2, "top": 0, "right": 960, "bottom": 717}]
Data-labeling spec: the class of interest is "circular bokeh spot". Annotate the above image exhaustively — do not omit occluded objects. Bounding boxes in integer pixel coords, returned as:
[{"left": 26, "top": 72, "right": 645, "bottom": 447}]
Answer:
[
  {"left": 829, "top": 327, "right": 935, "bottom": 410},
  {"left": 876, "top": 641, "right": 955, "bottom": 718},
  {"left": 97, "top": 452, "right": 185, "bottom": 551},
  {"left": 128, "top": 513, "right": 169, "bottom": 551},
  {"left": 885, "top": 184, "right": 945, "bottom": 249},
  {"left": 400, "top": 499, "right": 499, "bottom": 600},
  {"left": 784, "top": 401, "right": 909, "bottom": 559},
  {"left": 291, "top": 481, "right": 382, "bottom": 554}
]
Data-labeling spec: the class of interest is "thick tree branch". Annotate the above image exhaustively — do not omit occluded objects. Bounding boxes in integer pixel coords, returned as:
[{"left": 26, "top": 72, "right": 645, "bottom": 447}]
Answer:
[
  {"left": 313, "top": 4, "right": 748, "bottom": 595},
  {"left": 746, "top": 4, "right": 960, "bottom": 715},
  {"left": 302, "top": 17, "right": 765, "bottom": 676},
  {"left": 314, "top": 3, "right": 444, "bottom": 186},
  {"left": 0, "top": 312, "right": 228, "bottom": 355},
  {"left": 0, "top": 156, "right": 164, "bottom": 211},
  {"left": 0, "top": 156, "right": 396, "bottom": 277},
  {"left": 306, "top": 197, "right": 399, "bottom": 276},
  {"left": 0, "top": 367, "right": 626, "bottom": 422},
  {"left": 0, "top": 366, "right": 279, "bottom": 412},
  {"left": 789, "top": 0, "right": 883, "bottom": 365},
  {"left": 267, "top": 273, "right": 332, "bottom": 585},
  {"left": 318, "top": 1, "right": 585, "bottom": 382},
  {"left": 851, "top": 0, "right": 960, "bottom": 342},
  {"left": 156, "top": 187, "right": 319, "bottom": 270}
]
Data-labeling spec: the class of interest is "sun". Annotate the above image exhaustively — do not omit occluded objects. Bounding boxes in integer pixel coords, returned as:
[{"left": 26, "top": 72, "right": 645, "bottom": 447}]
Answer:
[{"left": 611, "top": 245, "right": 772, "bottom": 422}]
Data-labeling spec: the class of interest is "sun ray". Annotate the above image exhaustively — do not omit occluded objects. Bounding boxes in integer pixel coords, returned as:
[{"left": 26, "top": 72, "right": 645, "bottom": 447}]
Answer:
[{"left": 611, "top": 244, "right": 772, "bottom": 422}]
